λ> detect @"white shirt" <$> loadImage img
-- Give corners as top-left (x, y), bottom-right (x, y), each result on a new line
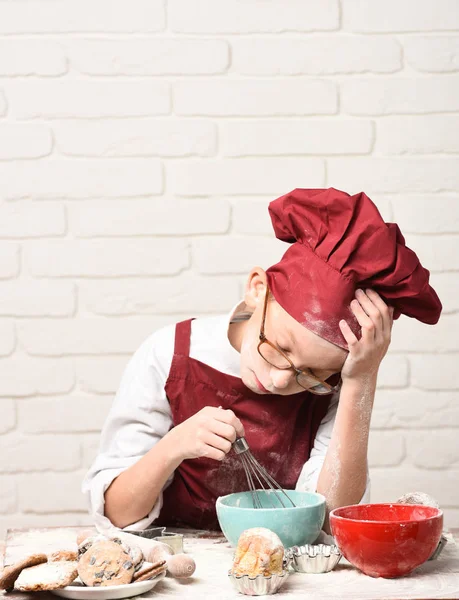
top-left (82, 306), bottom-right (371, 533)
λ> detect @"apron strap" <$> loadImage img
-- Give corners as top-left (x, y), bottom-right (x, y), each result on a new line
top-left (173, 319), bottom-right (194, 357)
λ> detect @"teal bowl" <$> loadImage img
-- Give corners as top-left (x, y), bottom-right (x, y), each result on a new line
top-left (216, 489), bottom-right (326, 548)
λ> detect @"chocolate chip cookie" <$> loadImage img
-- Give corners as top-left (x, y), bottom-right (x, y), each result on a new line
top-left (78, 540), bottom-right (135, 587)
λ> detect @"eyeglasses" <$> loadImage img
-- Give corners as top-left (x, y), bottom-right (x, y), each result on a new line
top-left (257, 286), bottom-right (342, 396)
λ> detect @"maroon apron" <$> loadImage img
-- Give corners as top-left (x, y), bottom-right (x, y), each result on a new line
top-left (158, 319), bottom-right (333, 530)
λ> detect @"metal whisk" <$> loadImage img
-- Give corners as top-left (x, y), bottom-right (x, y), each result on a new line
top-left (233, 437), bottom-right (296, 509)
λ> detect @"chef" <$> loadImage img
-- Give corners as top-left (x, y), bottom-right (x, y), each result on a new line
top-left (83, 188), bottom-right (442, 533)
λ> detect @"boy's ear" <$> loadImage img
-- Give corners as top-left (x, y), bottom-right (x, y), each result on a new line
top-left (244, 268), bottom-right (267, 309)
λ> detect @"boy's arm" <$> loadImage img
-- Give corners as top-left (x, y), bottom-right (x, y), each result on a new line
top-left (316, 375), bottom-right (376, 533)
top-left (317, 288), bottom-right (393, 533)
top-left (104, 406), bottom-right (244, 529)
top-left (104, 428), bottom-right (183, 529)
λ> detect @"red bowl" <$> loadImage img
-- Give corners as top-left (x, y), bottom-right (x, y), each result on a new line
top-left (330, 503), bottom-right (443, 578)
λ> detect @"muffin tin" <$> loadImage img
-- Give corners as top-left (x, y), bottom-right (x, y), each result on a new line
top-left (286, 544), bottom-right (342, 574)
top-left (228, 570), bottom-right (289, 596)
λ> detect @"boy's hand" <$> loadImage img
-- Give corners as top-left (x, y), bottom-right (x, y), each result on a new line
top-left (171, 407), bottom-right (245, 462)
top-left (339, 289), bottom-right (394, 384)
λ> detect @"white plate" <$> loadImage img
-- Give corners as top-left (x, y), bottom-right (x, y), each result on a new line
top-left (50, 572), bottom-right (166, 600)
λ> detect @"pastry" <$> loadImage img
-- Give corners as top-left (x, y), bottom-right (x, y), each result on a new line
top-left (232, 528), bottom-right (284, 577)
top-left (0, 554), bottom-right (48, 591)
top-left (77, 540), bottom-right (135, 587)
top-left (15, 561), bottom-right (77, 592)
top-left (132, 560), bottom-right (166, 582)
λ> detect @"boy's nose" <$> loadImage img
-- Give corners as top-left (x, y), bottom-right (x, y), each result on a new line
top-left (270, 367), bottom-right (294, 390)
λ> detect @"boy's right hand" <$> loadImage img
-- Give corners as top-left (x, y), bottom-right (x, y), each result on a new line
top-left (170, 407), bottom-right (245, 462)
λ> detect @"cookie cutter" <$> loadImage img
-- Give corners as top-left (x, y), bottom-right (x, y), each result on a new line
top-left (228, 570), bottom-right (289, 596)
top-left (286, 544), bottom-right (342, 574)
top-left (153, 532), bottom-right (184, 554)
top-left (124, 526), bottom-right (184, 553)
top-left (124, 526), bottom-right (166, 540)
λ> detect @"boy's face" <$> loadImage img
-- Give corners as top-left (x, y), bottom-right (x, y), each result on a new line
top-left (237, 270), bottom-right (347, 396)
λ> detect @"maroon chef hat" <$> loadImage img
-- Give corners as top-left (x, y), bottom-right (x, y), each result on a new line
top-left (265, 188), bottom-right (442, 349)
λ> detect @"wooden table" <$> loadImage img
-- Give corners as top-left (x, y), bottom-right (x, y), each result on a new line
top-left (1, 527), bottom-right (459, 600)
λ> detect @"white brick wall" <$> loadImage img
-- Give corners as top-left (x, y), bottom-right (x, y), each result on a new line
top-left (0, 0), bottom-right (458, 538)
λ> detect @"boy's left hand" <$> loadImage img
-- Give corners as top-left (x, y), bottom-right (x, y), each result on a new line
top-left (339, 289), bottom-right (394, 384)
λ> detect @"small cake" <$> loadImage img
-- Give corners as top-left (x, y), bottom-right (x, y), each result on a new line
top-left (232, 528), bottom-right (284, 578)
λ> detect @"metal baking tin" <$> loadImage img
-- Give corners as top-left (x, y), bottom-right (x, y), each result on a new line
top-left (286, 544), bottom-right (342, 574)
top-left (228, 570), bottom-right (289, 596)
top-left (428, 534), bottom-right (448, 561)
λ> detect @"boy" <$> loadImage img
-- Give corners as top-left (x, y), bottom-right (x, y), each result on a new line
top-left (83, 188), bottom-right (441, 534)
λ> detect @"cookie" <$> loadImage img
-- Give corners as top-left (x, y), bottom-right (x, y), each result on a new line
top-left (132, 561), bottom-right (166, 582)
top-left (110, 538), bottom-right (134, 561)
top-left (0, 554), bottom-right (48, 591)
top-left (78, 540), bottom-right (134, 587)
top-left (78, 536), bottom-right (143, 573)
top-left (49, 550), bottom-right (78, 562)
top-left (128, 544), bottom-right (143, 571)
top-left (15, 561), bottom-right (77, 592)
